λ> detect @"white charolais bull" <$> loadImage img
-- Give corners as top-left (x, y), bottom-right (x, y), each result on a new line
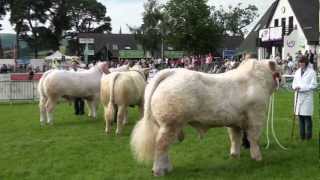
top-left (130, 59), bottom-right (281, 176)
top-left (38, 62), bottom-right (110, 125)
top-left (100, 65), bottom-right (148, 135)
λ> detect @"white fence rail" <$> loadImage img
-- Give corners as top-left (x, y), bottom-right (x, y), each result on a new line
top-left (0, 81), bottom-right (39, 101)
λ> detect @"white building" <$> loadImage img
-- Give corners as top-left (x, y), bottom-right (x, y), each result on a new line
top-left (238, 0), bottom-right (319, 60)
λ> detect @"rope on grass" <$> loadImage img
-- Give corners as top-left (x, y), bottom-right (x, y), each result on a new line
top-left (266, 93), bottom-right (288, 150)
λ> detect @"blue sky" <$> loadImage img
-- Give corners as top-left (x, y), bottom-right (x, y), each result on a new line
top-left (0, 0), bottom-right (274, 34)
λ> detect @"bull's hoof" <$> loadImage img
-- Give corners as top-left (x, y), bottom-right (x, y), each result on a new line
top-left (40, 122), bottom-right (46, 127)
top-left (230, 153), bottom-right (240, 159)
top-left (152, 167), bottom-right (172, 177)
top-left (115, 130), bottom-right (122, 136)
top-left (105, 130), bottom-right (112, 135)
top-left (252, 155), bottom-right (262, 161)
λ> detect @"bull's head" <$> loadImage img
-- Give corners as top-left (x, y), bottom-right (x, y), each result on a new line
top-left (268, 61), bottom-right (281, 90)
top-left (97, 62), bottom-right (110, 74)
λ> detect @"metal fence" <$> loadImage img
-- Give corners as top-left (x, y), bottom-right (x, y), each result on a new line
top-left (0, 81), bottom-right (39, 102)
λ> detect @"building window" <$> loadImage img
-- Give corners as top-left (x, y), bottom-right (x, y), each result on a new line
top-left (274, 19), bottom-right (279, 27)
top-left (281, 18), bottom-right (286, 35)
top-left (112, 44), bottom-right (118, 50)
top-left (288, 16), bottom-right (294, 34)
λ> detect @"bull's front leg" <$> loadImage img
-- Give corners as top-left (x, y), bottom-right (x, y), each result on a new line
top-left (247, 126), bottom-right (263, 161)
top-left (228, 127), bottom-right (242, 158)
top-left (87, 99), bottom-right (98, 119)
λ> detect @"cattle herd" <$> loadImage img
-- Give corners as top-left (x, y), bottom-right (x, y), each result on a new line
top-left (37, 58), bottom-right (281, 176)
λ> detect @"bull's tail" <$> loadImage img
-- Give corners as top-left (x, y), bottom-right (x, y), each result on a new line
top-left (130, 69), bottom-right (175, 163)
top-left (106, 72), bottom-right (120, 122)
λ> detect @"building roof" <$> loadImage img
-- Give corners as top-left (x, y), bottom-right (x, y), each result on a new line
top-left (237, 0), bottom-right (279, 55)
top-left (288, 0), bottom-right (319, 43)
top-left (221, 35), bottom-right (244, 50)
top-left (78, 33), bottom-right (139, 57)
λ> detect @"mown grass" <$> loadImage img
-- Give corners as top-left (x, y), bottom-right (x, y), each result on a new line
top-left (0, 90), bottom-right (319, 180)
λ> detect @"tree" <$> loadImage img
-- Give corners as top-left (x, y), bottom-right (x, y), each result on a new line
top-left (164, 0), bottom-right (223, 54)
top-left (0, 0), bottom-right (9, 58)
top-left (9, 0), bottom-right (53, 58)
top-left (129, 0), bottom-right (164, 57)
top-left (8, 0), bottom-right (112, 57)
top-left (214, 3), bottom-right (258, 37)
top-left (65, 0), bottom-right (112, 56)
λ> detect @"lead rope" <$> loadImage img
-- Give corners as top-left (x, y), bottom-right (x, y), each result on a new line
top-left (266, 93), bottom-right (288, 150)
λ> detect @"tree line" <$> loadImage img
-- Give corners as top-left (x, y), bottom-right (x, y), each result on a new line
top-left (0, 0), bottom-right (258, 58)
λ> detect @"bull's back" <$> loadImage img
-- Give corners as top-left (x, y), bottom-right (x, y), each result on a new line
top-left (150, 69), bottom-right (249, 126)
top-left (114, 73), bottom-right (145, 105)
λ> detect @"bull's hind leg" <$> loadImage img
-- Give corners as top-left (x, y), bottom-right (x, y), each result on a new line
top-left (228, 127), bottom-right (242, 158)
top-left (116, 106), bottom-right (127, 135)
top-left (104, 106), bottom-right (112, 134)
top-left (153, 126), bottom-right (178, 176)
top-left (39, 96), bottom-right (48, 126)
top-left (247, 126), bottom-right (263, 161)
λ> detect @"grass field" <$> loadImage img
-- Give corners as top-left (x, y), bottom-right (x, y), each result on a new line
top-left (0, 90), bottom-right (319, 180)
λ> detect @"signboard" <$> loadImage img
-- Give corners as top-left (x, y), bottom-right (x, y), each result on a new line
top-left (164, 51), bottom-right (184, 58)
top-left (223, 49), bottom-right (236, 59)
top-left (16, 59), bottom-right (30, 65)
top-left (79, 38), bottom-right (94, 44)
top-left (259, 28), bottom-right (270, 42)
top-left (269, 27), bottom-right (282, 41)
top-left (84, 49), bottom-right (94, 55)
top-left (119, 50), bottom-right (144, 59)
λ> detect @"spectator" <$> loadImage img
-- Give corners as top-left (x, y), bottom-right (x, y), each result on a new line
top-left (28, 68), bottom-right (34, 80)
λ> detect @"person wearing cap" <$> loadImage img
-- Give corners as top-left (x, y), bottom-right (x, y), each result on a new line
top-left (70, 60), bottom-right (85, 115)
top-left (292, 56), bottom-right (318, 140)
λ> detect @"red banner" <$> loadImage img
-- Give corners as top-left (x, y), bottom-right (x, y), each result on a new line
top-left (10, 73), bottom-right (43, 81)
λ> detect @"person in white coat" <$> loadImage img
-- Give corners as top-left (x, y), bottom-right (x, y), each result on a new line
top-left (292, 56), bottom-right (318, 140)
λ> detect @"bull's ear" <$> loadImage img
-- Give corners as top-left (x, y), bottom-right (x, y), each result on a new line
top-left (269, 61), bottom-right (276, 71)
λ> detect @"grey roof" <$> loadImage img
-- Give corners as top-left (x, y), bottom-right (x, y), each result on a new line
top-left (288, 0), bottom-right (319, 43)
top-left (237, 0), bottom-right (279, 55)
top-left (78, 33), bottom-right (139, 57)
top-left (221, 35), bottom-right (244, 49)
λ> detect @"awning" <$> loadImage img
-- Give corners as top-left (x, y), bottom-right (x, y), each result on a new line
top-left (119, 50), bottom-right (144, 59)
top-left (164, 51), bottom-right (184, 58)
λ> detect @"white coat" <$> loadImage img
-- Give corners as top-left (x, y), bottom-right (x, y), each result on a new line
top-left (292, 65), bottom-right (318, 116)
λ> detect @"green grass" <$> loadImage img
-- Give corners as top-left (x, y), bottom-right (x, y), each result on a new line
top-left (0, 90), bottom-right (319, 180)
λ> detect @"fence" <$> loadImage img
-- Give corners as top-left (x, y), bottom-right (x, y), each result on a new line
top-left (0, 75), bottom-right (318, 102)
top-left (0, 81), bottom-right (39, 102)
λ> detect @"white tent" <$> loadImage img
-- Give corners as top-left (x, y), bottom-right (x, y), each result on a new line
top-left (44, 51), bottom-right (76, 61)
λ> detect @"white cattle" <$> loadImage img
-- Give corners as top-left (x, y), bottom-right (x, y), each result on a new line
top-left (130, 59), bottom-right (281, 176)
top-left (38, 62), bottom-right (109, 125)
top-left (100, 65), bottom-right (148, 135)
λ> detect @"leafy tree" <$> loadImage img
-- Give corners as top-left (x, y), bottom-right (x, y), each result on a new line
top-left (8, 0), bottom-right (111, 57)
top-left (164, 0), bottom-right (223, 54)
top-left (214, 3), bottom-right (258, 37)
top-left (65, 0), bottom-right (112, 56)
top-left (130, 0), bottom-right (164, 57)
top-left (9, 0), bottom-right (52, 58)
top-left (0, 0), bottom-right (9, 58)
